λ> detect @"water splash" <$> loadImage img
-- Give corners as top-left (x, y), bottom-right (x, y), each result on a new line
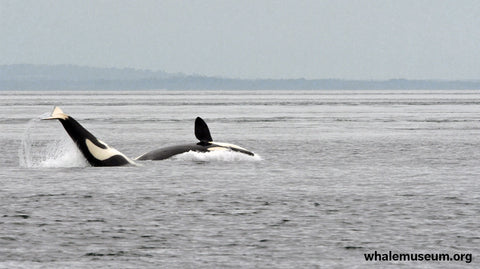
top-left (18, 117), bottom-right (38, 168)
top-left (173, 150), bottom-right (262, 162)
top-left (19, 115), bottom-right (89, 168)
top-left (36, 138), bottom-right (89, 168)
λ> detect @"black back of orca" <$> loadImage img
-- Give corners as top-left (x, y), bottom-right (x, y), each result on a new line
top-left (136, 142), bottom-right (254, 160)
top-left (136, 117), bottom-right (254, 160)
top-left (136, 143), bottom-right (208, 160)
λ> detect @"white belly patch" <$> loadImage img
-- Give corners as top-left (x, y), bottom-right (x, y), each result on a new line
top-left (85, 139), bottom-right (131, 163)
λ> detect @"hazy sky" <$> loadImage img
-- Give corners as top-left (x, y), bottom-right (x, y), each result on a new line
top-left (1, 0), bottom-right (480, 79)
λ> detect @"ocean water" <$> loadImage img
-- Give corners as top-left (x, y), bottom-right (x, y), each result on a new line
top-left (0, 90), bottom-right (479, 268)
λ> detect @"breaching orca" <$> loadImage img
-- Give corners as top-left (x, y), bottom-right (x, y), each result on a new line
top-left (43, 107), bottom-right (135, 166)
top-left (135, 117), bottom-right (255, 160)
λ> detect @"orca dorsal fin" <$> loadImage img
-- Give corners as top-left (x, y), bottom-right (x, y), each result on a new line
top-left (195, 117), bottom-right (213, 143)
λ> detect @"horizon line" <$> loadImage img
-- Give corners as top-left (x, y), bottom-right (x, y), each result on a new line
top-left (1, 63), bottom-right (480, 82)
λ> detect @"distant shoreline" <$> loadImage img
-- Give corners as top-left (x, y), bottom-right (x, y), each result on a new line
top-left (2, 64), bottom-right (480, 90)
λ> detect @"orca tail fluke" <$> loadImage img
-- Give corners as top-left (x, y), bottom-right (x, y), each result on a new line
top-left (195, 117), bottom-right (213, 143)
top-left (43, 106), bottom-right (68, 120)
top-left (42, 106), bottom-right (135, 166)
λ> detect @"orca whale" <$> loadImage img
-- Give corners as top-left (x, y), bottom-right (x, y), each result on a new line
top-left (135, 117), bottom-right (255, 161)
top-left (43, 107), bottom-right (135, 166)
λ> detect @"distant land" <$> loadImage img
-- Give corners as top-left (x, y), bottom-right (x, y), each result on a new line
top-left (1, 64), bottom-right (480, 90)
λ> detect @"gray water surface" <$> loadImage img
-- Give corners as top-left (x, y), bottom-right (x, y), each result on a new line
top-left (0, 90), bottom-right (479, 268)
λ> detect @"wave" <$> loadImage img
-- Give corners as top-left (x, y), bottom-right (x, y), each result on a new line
top-left (173, 150), bottom-right (262, 162)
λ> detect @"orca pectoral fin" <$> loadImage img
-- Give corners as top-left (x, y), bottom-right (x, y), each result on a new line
top-left (42, 106), bottom-right (68, 120)
top-left (194, 117), bottom-right (213, 142)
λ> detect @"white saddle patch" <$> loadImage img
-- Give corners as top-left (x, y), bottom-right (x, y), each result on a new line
top-left (207, 146), bottom-right (228, 152)
top-left (210, 142), bottom-right (249, 152)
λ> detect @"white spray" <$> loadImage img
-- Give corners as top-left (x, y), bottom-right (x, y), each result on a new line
top-left (173, 150), bottom-right (262, 162)
top-left (19, 114), bottom-right (88, 168)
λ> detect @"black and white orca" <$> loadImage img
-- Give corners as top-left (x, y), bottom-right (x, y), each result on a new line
top-left (43, 107), bottom-right (135, 166)
top-left (136, 117), bottom-right (255, 161)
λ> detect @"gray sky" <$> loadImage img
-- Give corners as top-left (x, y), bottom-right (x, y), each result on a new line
top-left (1, 0), bottom-right (480, 79)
